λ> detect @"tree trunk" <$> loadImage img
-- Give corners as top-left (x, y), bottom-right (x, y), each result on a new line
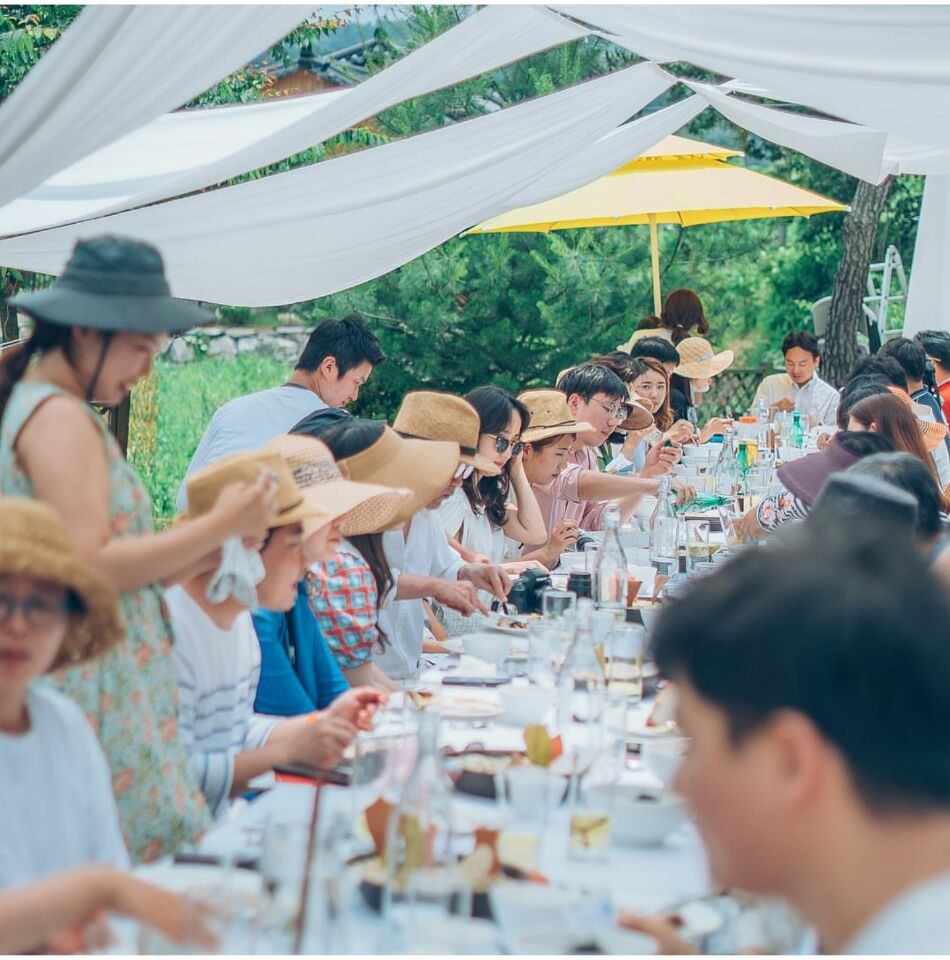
top-left (823, 176), bottom-right (893, 386)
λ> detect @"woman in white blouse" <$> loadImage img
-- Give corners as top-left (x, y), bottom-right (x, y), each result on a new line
top-left (0, 498), bottom-right (129, 887)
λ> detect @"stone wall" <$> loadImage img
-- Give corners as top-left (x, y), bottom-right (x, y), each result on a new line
top-left (161, 320), bottom-right (311, 365)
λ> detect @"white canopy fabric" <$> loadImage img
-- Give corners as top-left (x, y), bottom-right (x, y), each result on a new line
top-left (0, 64), bottom-right (666, 307)
top-left (0, 5), bottom-right (307, 210)
top-left (0, 6), bottom-right (591, 238)
top-left (903, 176), bottom-right (950, 335)
top-left (552, 5), bottom-right (950, 151)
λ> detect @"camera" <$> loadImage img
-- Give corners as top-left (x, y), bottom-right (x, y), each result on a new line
top-left (505, 567), bottom-right (552, 615)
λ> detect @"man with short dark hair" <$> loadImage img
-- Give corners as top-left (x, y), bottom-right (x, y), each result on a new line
top-left (652, 530), bottom-right (950, 953)
top-left (179, 316), bottom-right (385, 507)
top-left (753, 331), bottom-right (839, 425)
top-left (524, 364), bottom-right (692, 551)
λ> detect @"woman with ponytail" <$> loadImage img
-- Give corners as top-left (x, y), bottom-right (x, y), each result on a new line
top-left (0, 237), bottom-right (277, 862)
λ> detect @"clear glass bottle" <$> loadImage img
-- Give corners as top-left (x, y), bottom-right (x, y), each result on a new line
top-left (557, 599), bottom-right (606, 740)
top-left (711, 425), bottom-right (739, 499)
top-left (649, 475), bottom-right (681, 579)
top-left (593, 502), bottom-right (628, 616)
top-left (382, 710), bottom-right (454, 934)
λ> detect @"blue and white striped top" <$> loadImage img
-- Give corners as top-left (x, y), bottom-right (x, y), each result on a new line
top-left (166, 585), bottom-right (279, 817)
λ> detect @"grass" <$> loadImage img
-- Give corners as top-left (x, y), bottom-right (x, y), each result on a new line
top-left (128, 354), bottom-right (288, 523)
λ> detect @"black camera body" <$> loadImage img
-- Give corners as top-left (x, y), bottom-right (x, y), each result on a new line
top-left (506, 568), bottom-right (552, 615)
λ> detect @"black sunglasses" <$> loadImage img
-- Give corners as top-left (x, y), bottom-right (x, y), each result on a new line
top-left (486, 434), bottom-right (524, 457)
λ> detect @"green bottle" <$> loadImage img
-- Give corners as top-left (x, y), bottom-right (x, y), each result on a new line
top-left (790, 410), bottom-right (804, 449)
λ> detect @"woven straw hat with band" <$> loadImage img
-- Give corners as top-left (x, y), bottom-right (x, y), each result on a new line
top-left (393, 391), bottom-right (501, 477)
top-left (518, 390), bottom-right (594, 443)
top-left (0, 499), bottom-right (125, 671)
top-left (182, 451), bottom-right (327, 533)
top-left (887, 386), bottom-right (949, 453)
top-left (673, 337), bottom-right (735, 379)
top-left (618, 327), bottom-right (675, 353)
top-left (264, 434), bottom-right (413, 536)
top-left (333, 426), bottom-right (460, 527)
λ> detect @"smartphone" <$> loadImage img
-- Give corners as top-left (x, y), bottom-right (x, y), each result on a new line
top-left (442, 675), bottom-right (512, 687)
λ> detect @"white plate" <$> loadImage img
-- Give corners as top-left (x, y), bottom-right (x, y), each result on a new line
top-left (627, 721), bottom-right (683, 740)
top-left (440, 697), bottom-right (504, 721)
top-left (485, 615), bottom-right (537, 637)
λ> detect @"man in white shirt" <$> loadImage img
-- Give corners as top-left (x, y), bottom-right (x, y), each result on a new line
top-left (376, 392), bottom-right (513, 680)
top-left (754, 330), bottom-right (840, 427)
top-left (177, 315), bottom-right (385, 509)
top-left (650, 499), bottom-right (950, 954)
top-left (169, 450), bottom-right (384, 815)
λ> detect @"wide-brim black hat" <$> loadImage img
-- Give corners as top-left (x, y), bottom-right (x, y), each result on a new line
top-left (7, 235), bottom-right (212, 334)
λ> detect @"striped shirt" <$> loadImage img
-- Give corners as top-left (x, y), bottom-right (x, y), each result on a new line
top-left (166, 586), bottom-right (279, 817)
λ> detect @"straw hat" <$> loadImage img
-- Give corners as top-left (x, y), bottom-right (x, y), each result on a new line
top-left (518, 390), bottom-right (594, 443)
top-left (888, 387), bottom-right (949, 452)
top-left (393, 391), bottom-right (500, 477)
top-left (0, 499), bottom-right (125, 672)
top-left (182, 451), bottom-right (326, 529)
top-left (9, 236), bottom-right (211, 334)
top-left (673, 337), bottom-right (734, 379)
top-left (265, 434), bottom-right (414, 536)
top-left (618, 327), bottom-right (675, 352)
top-left (333, 425), bottom-right (460, 526)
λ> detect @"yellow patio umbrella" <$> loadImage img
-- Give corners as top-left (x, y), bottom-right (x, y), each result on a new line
top-left (466, 134), bottom-right (848, 316)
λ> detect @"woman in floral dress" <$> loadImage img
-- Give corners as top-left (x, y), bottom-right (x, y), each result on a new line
top-left (0, 237), bottom-right (277, 861)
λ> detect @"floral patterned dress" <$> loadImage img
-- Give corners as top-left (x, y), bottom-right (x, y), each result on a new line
top-left (0, 382), bottom-right (209, 862)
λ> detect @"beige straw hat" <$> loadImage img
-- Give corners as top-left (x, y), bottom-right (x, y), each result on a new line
top-left (518, 390), bottom-right (595, 443)
top-left (888, 386), bottom-right (949, 453)
top-left (0, 498), bottom-right (125, 672)
top-left (673, 337), bottom-right (735, 379)
top-left (265, 434), bottom-right (413, 536)
top-left (618, 327), bottom-right (675, 352)
top-left (393, 391), bottom-right (500, 477)
top-left (334, 425), bottom-right (460, 527)
top-left (182, 451), bottom-right (326, 529)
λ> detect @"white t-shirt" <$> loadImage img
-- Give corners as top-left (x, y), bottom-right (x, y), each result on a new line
top-left (166, 586), bottom-right (280, 817)
top-left (177, 384), bottom-right (327, 509)
top-left (0, 685), bottom-right (129, 887)
top-left (376, 509), bottom-right (466, 679)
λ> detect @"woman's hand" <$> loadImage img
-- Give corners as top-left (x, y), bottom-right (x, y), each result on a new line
top-left (699, 417), bottom-right (734, 444)
top-left (501, 559), bottom-right (549, 575)
top-left (547, 519), bottom-right (579, 555)
top-left (324, 688), bottom-right (387, 732)
top-left (208, 469), bottom-right (279, 542)
top-left (664, 420), bottom-right (697, 445)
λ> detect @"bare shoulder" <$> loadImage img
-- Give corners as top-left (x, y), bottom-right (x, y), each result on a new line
top-left (16, 393), bottom-right (104, 470)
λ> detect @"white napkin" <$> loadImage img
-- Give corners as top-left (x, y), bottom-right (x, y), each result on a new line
top-left (205, 537), bottom-right (266, 607)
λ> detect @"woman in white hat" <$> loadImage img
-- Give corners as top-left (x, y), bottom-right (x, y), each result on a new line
top-left (0, 237), bottom-right (277, 861)
top-left (669, 336), bottom-right (736, 442)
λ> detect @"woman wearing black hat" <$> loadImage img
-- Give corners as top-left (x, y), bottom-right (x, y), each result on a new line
top-left (0, 236), bottom-right (277, 862)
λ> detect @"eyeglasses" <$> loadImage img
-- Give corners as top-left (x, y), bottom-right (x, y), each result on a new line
top-left (592, 398), bottom-right (633, 422)
top-left (485, 434), bottom-right (525, 457)
top-left (0, 592), bottom-right (73, 631)
top-left (453, 463), bottom-right (475, 481)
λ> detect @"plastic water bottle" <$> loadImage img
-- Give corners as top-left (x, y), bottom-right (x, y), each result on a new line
top-left (649, 476), bottom-right (680, 580)
top-left (593, 503), bottom-right (628, 616)
top-left (712, 425), bottom-right (739, 498)
top-left (790, 410), bottom-right (804, 449)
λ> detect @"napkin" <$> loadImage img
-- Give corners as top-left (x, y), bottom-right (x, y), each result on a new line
top-left (206, 537), bottom-right (266, 607)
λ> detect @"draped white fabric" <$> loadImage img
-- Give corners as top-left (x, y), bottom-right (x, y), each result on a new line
top-left (903, 176), bottom-right (950, 335)
top-left (0, 65), bottom-right (666, 307)
top-left (0, 5), bottom-right (307, 210)
top-left (552, 5), bottom-right (950, 151)
top-left (0, 6), bottom-right (590, 238)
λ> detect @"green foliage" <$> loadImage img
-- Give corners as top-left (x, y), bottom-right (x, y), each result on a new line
top-left (129, 354), bottom-right (288, 521)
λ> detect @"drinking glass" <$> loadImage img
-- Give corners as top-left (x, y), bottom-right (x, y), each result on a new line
top-left (683, 519), bottom-right (712, 575)
top-left (567, 760), bottom-right (612, 862)
top-left (542, 588), bottom-right (576, 620)
top-left (527, 620), bottom-right (559, 682)
top-left (496, 764), bottom-right (558, 872)
top-left (583, 541), bottom-right (600, 572)
top-left (403, 867), bottom-right (473, 954)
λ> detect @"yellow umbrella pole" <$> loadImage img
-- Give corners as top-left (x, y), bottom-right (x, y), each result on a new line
top-left (648, 213), bottom-right (661, 316)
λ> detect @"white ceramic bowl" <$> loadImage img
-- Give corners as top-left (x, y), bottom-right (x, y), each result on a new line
top-left (489, 883), bottom-right (585, 954)
top-left (463, 631), bottom-right (511, 667)
top-left (588, 784), bottom-right (688, 846)
top-left (632, 601), bottom-right (662, 631)
top-left (498, 685), bottom-right (555, 727)
top-left (642, 737), bottom-right (689, 789)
